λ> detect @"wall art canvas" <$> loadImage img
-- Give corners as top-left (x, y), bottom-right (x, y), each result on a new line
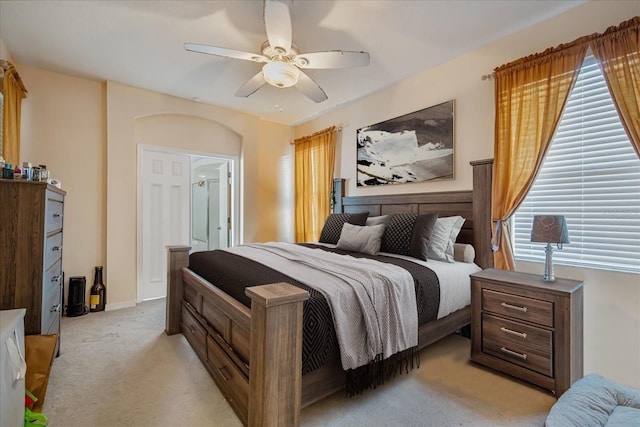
top-left (357, 100), bottom-right (454, 186)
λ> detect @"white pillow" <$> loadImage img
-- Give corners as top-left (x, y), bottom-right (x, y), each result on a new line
top-left (428, 216), bottom-right (465, 262)
top-left (336, 223), bottom-right (385, 255)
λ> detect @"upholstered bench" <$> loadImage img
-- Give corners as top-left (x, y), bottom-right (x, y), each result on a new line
top-left (546, 374), bottom-right (640, 426)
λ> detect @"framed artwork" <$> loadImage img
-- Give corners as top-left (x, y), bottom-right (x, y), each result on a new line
top-left (356, 100), bottom-right (454, 186)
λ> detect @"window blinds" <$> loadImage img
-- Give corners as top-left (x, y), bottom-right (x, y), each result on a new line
top-left (513, 55), bottom-right (640, 273)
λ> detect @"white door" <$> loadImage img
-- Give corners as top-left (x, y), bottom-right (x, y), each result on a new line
top-left (140, 150), bottom-right (190, 301)
top-left (206, 179), bottom-right (219, 250)
top-left (218, 162), bottom-right (230, 249)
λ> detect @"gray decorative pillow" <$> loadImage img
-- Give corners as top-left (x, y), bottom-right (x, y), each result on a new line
top-left (348, 212), bottom-right (369, 226)
top-left (453, 243), bottom-right (476, 263)
top-left (318, 212), bottom-right (369, 244)
top-left (380, 213), bottom-right (418, 256)
top-left (408, 213), bottom-right (439, 260)
top-left (336, 223), bottom-right (386, 255)
top-left (365, 215), bottom-right (390, 227)
top-left (428, 216), bottom-right (465, 262)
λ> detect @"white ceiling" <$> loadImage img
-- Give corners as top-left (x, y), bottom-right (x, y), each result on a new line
top-left (0, 0), bottom-right (584, 126)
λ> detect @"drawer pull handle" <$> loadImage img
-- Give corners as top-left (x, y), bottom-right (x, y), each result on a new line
top-left (500, 327), bottom-right (527, 339)
top-left (53, 213), bottom-right (62, 218)
top-left (500, 346), bottom-right (527, 360)
top-left (50, 304), bottom-right (61, 313)
top-left (52, 246), bottom-right (61, 252)
top-left (51, 275), bottom-right (61, 283)
top-left (501, 302), bottom-right (527, 313)
top-left (187, 325), bottom-right (196, 334)
top-left (218, 366), bottom-right (232, 382)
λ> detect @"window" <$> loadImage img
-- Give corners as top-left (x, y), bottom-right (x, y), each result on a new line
top-left (513, 55), bottom-right (640, 274)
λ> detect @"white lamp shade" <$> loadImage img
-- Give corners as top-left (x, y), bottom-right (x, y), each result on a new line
top-left (263, 61), bottom-right (300, 88)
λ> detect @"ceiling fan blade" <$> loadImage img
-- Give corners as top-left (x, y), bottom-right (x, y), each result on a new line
top-left (264, 0), bottom-right (292, 55)
top-left (235, 72), bottom-right (267, 97)
top-left (184, 43), bottom-right (268, 62)
top-left (295, 71), bottom-right (328, 103)
top-left (294, 51), bottom-right (370, 69)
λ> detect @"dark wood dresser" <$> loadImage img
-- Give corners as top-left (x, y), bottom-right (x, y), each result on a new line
top-left (0, 180), bottom-right (66, 354)
top-left (470, 268), bottom-right (584, 397)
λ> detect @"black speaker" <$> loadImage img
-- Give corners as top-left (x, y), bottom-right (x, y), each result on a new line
top-left (67, 276), bottom-right (88, 317)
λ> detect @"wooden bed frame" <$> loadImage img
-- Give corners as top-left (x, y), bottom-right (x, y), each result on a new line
top-left (165, 159), bottom-right (493, 426)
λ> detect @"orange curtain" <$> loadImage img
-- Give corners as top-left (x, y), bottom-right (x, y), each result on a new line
top-left (591, 17), bottom-right (640, 158)
top-left (294, 126), bottom-right (336, 242)
top-left (1, 60), bottom-right (28, 166)
top-left (491, 39), bottom-right (589, 270)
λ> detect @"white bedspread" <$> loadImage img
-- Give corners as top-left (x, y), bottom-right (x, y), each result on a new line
top-left (223, 242), bottom-right (418, 370)
top-left (313, 242), bottom-right (482, 319)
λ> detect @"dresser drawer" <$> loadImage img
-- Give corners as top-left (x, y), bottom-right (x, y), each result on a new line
top-left (42, 260), bottom-right (63, 334)
top-left (206, 334), bottom-right (249, 425)
top-left (42, 260), bottom-right (62, 306)
top-left (483, 313), bottom-right (553, 377)
top-left (44, 232), bottom-right (63, 271)
top-left (44, 191), bottom-right (64, 234)
top-left (182, 305), bottom-right (207, 361)
top-left (482, 289), bottom-right (553, 327)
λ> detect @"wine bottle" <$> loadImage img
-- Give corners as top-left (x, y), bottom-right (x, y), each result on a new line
top-left (89, 266), bottom-right (106, 312)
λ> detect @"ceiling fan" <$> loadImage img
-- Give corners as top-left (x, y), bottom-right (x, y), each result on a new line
top-left (184, 0), bottom-right (370, 103)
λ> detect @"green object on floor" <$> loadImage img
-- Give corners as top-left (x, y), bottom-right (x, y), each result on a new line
top-left (24, 407), bottom-right (48, 426)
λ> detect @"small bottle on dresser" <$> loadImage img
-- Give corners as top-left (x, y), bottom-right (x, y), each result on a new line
top-left (39, 165), bottom-right (49, 182)
top-left (32, 166), bottom-right (41, 182)
top-left (22, 162), bottom-right (32, 181)
top-left (2, 163), bottom-right (13, 179)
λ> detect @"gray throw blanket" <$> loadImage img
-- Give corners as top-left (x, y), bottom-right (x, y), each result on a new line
top-left (223, 242), bottom-right (418, 370)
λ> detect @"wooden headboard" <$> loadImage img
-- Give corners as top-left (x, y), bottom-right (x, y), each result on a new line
top-left (333, 159), bottom-right (494, 269)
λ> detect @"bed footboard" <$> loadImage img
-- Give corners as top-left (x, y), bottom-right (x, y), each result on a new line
top-left (165, 245), bottom-right (309, 426)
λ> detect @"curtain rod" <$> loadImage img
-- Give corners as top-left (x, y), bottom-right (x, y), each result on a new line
top-left (291, 125), bottom-right (342, 144)
top-left (0, 59), bottom-right (28, 95)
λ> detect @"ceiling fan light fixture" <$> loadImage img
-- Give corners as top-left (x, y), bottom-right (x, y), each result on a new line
top-left (263, 61), bottom-right (299, 88)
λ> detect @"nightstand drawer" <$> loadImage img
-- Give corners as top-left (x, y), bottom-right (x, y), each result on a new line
top-left (482, 289), bottom-right (553, 327)
top-left (482, 313), bottom-right (552, 361)
top-left (482, 319), bottom-right (553, 376)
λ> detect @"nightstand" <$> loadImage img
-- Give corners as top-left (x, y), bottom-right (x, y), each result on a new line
top-left (470, 268), bottom-right (584, 397)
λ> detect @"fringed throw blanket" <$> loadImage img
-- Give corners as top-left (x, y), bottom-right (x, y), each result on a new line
top-left (188, 243), bottom-right (441, 394)
top-left (228, 242), bottom-right (418, 370)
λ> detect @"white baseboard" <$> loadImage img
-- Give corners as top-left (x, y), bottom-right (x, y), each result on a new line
top-left (105, 300), bottom-right (137, 311)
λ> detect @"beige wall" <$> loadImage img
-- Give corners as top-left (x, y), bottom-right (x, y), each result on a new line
top-left (15, 69), bottom-right (290, 310)
top-left (105, 82), bottom-right (288, 308)
top-left (0, 37), bottom-right (15, 63)
top-left (18, 65), bottom-right (107, 302)
top-left (294, 1), bottom-right (640, 388)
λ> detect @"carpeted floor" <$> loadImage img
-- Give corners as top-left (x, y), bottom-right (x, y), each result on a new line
top-left (43, 299), bottom-right (555, 426)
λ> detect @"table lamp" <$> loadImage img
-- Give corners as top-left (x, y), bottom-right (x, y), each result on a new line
top-left (530, 215), bottom-right (570, 282)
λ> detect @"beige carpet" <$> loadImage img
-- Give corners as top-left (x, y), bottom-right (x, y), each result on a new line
top-left (43, 299), bottom-right (555, 426)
